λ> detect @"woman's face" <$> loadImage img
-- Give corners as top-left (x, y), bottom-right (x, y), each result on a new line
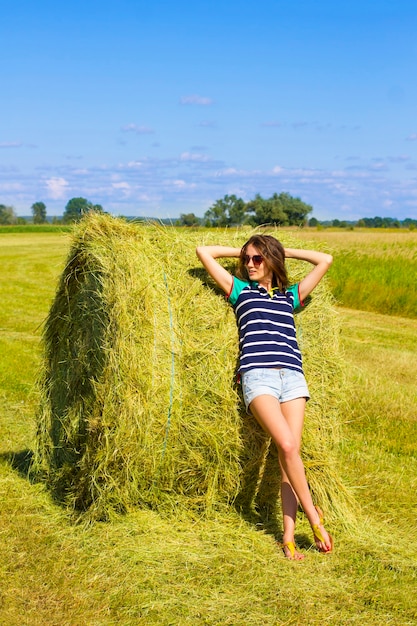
top-left (244, 244), bottom-right (273, 284)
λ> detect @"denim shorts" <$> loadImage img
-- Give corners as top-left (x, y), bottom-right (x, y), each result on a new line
top-left (241, 367), bottom-right (310, 412)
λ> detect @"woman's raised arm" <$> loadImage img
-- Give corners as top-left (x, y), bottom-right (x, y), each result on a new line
top-left (284, 248), bottom-right (333, 302)
top-left (196, 245), bottom-right (241, 295)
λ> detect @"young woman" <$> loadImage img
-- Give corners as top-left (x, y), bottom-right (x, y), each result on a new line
top-left (196, 234), bottom-right (334, 560)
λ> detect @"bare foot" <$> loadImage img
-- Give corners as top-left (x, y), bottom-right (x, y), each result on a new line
top-left (281, 541), bottom-right (305, 561)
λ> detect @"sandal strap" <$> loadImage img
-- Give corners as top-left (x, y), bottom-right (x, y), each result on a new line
top-left (313, 505), bottom-right (326, 542)
top-left (312, 506), bottom-right (334, 553)
top-left (312, 524), bottom-right (326, 544)
top-left (281, 541), bottom-right (296, 559)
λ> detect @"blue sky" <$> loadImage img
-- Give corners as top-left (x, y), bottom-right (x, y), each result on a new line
top-left (1, 0), bottom-right (417, 220)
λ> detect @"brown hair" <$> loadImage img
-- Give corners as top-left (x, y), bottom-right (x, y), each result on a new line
top-left (237, 234), bottom-right (289, 291)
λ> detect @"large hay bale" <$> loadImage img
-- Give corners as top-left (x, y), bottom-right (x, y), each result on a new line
top-left (34, 213), bottom-right (354, 522)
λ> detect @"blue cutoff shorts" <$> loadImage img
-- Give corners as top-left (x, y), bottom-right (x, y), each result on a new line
top-left (241, 367), bottom-right (310, 413)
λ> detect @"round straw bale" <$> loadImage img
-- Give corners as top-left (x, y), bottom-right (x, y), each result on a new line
top-left (34, 213), bottom-right (354, 523)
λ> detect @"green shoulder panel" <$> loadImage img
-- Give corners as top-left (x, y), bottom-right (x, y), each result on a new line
top-left (287, 283), bottom-right (303, 312)
top-left (228, 276), bottom-right (250, 306)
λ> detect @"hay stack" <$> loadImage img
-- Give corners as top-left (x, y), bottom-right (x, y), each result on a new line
top-left (34, 213), bottom-right (354, 523)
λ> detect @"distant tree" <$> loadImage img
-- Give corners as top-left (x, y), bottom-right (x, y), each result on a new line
top-left (226, 195), bottom-right (246, 226)
top-left (179, 212), bottom-right (200, 226)
top-left (204, 194), bottom-right (246, 227)
top-left (246, 193), bottom-right (288, 226)
top-left (356, 216), bottom-right (405, 228)
top-left (246, 192), bottom-right (312, 227)
top-left (31, 201), bottom-right (47, 224)
top-left (379, 217), bottom-right (399, 228)
top-left (403, 218), bottom-right (416, 230)
top-left (308, 217), bottom-right (319, 227)
top-left (63, 197), bottom-right (104, 223)
top-left (203, 192), bottom-right (313, 228)
top-left (0, 204), bottom-right (17, 225)
top-left (204, 199), bottom-right (228, 227)
top-left (277, 192), bottom-right (312, 226)
top-left (17, 217), bottom-right (27, 225)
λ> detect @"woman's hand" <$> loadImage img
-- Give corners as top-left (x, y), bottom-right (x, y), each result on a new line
top-left (284, 248), bottom-right (333, 302)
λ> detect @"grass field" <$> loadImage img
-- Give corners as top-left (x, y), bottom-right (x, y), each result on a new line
top-left (1, 229), bottom-right (417, 625)
top-left (294, 228), bottom-right (417, 318)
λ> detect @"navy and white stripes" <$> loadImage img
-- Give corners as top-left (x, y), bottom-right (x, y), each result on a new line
top-left (228, 277), bottom-right (303, 375)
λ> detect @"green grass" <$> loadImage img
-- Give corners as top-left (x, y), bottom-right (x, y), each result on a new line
top-left (1, 230), bottom-right (417, 625)
top-left (0, 224), bottom-right (72, 233)
top-left (292, 228), bottom-right (417, 318)
top-left (329, 252), bottom-right (417, 317)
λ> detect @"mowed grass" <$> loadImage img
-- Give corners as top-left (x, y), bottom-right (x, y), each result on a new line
top-left (1, 230), bottom-right (417, 625)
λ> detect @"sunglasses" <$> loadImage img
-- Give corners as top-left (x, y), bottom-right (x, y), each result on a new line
top-left (244, 254), bottom-right (264, 267)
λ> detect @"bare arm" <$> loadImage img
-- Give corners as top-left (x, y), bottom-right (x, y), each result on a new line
top-left (284, 248), bottom-right (333, 302)
top-left (196, 245), bottom-right (241, 295)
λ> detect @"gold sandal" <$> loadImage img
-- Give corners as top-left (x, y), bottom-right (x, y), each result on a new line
top-left (312, 506), bottom-right (334, 553)
top-left (280, 541), bottom-right (304, 560)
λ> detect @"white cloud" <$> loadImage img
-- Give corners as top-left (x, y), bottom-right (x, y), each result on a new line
top-left (112, 181), bottom-right (132, 197)
top-left (0, 141), bottom-right (24, 148)
top-left (214, 168), bottom-right (240, 177)
top-left (166, 179), bottom-right (197, 190)
top-left (4, 148), bottom-right (417, 220)
top-left (388, 155), bottom-right (410, 163)
top-left (0, 141), bottom-right (38, 149)
top-left (121, 124), bottom-right (155, 134)
top-left (369, 161), bottom-right (388, 171)
top-left (173, 179), bottom-right (187, 188)
top-left (180, 95), bottom-right (214, 106)
top-left (112, 181), bottom-right (131, 189)
top-left (180, 152), bottom-right (210, 162)
top-left (45, 177), bottom-right (69, 199)
top-left (0, 182), bottom-right (23, 191)
top-left (272, 165), bottom-right (318, 178)
top-left (260, 121), bottom-right (361, 133)
top-left (126, 161), bottom-right (145, 169)
top-left (406, 133), bottom-right (417, 141)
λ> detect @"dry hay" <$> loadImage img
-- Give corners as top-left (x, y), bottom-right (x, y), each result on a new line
top-left (34, 212), bottom-right (356, 524)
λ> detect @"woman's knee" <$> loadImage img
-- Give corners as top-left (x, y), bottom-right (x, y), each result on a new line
top-left (277, 437), bottom-right (299, 460)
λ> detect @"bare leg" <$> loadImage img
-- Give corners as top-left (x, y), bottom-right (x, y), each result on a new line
top-left (279, 398), bottom-right (306, 559)
top-left (279, 467), bottom-right (304, 559)
top-left (250, 394), bottom-right (332, 554)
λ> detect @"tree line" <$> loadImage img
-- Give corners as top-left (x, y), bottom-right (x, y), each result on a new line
top-left (308, 216), bottom-right (417, 229)
top-left (179, 193), bottom-right (313, 227)
top-left (0, 198), bottom-right (104, 225)
top-left (1, 192), bottom-right (416, 229)
top-left (179, 194), bottom-right (417, 229)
